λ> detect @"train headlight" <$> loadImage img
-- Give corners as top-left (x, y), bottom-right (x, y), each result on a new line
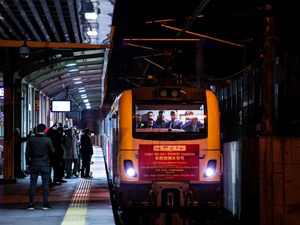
top-left (158, 88), bottom-right (181, 99)
top-left (159, 89), bottom-right (168, 97)
top-left (204, 160), bottom-right (217, 177)
top-left (126, 168), bottom-right (136, 177)
top-left (171, 89), bottom-right (179, 97)
top-left (124, 160), bottom-right (137, 178)
top-left (205, 168), bottom-right (215, 177)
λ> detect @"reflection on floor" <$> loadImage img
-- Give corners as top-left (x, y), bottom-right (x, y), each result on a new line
top-left (0, 146), bottom-right (115, 225)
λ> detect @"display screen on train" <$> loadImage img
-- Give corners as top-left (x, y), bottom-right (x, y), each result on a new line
top-left (134, 104), bottom-right (205, 132)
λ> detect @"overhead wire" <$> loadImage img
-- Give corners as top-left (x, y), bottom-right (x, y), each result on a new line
top-left (207, 56), bottom-right (263, 81)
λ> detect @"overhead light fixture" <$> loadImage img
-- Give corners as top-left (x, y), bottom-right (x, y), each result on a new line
top-left (83, 99), bottom-right (89, 103)
top-left (74, 81), bottom-right (82, 84)
top-left (79, 90), bottom-right (86, 93)
top-left (66, 60), bottom-right (77, 67)
top-left (86, 106), bottom-right (91, 109)
top-left (87, 30), bottom-right (98, 36)
top-left (78, 87), bottom-right (85, 90)
top-left (69, 68), bottom-right (79, 72)
top-left (85, 12), bottom-right (98, 20)
top-left (73, 78), bottom-right (81, 81)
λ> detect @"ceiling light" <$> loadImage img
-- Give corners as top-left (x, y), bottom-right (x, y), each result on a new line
top-left (87, 30), bottom-right (98, 36)
top-left (66, 60), bottom-right (76, 67)
top-left (86, 106), bottom-right (91, 109)
top-left (69, 68), bottom-right (79, 72)
top-left (74, 81), bottom-right (82, 84)
top-left (83, 99), bottom-right (89, 103)
top-left (79, 90), bottom-right (85, 93)
top-left (78, 87), bottom-right (85, 90)
top-left (66, 63), bottom-right (76, 67)
top-left (73, 78), bottom-right (81, 81)
top-left (85, 12), bottom-right (98, 20)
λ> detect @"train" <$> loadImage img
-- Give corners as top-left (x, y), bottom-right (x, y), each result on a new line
top-left (103, 86), bottom-right (222, 209)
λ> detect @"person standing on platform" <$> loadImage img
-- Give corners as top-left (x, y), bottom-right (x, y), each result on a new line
top-left (25, 124), bottom-right (55, 210)
top-left (63, 128), bottom-right (78, 178)
top-left (14, 128), bottom-right (31, 178)
top-left (52, 126), bottom-right (66, 184)
top-left (80, 128), bottom-right (93, 178)
top-left (73, 126), bottom-right (80, 177)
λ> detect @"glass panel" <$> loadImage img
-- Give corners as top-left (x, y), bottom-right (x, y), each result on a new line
top-left (135, 104), bottom-right (205, 133)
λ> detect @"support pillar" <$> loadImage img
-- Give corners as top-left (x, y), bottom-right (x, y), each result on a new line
top-left (1, 48), bottom-right (16, 183)
top-left (263, 17), bottom-right (276, 134)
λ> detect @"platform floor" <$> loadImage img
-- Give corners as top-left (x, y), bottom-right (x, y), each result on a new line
top-left (0, 147), bottom-right (115, 225)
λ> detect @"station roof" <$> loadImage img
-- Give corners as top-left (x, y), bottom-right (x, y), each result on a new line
top-left (0, 0), bottom-right (114, 110)
top-left (1, 0), bottom-right (299, 109)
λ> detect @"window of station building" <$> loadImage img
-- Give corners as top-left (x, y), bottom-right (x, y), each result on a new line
top-left (0, 87), bottom-right (3, 98)
top-left (134, 104), bottom-right (206, 133)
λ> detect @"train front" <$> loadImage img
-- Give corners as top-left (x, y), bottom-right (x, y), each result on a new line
top-left (116, 86), bottom-right (222, 209)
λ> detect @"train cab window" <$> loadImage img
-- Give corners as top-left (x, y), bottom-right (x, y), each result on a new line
top-left (133, 104), bottom-right (207, 140)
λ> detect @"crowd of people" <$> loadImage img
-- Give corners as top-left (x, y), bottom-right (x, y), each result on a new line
top-left (136, 110), bottom-right (204, 132)
top-left (13, 123), bottom-right (94, 210)
top-left (40, 123), bottom-right (93, 183)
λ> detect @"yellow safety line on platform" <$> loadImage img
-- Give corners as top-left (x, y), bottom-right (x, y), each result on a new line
top-left (61, 162), bottom-right (94, 225)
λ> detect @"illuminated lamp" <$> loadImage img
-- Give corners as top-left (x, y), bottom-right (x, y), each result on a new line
top-left (85, 12), bottom-right (98, 20)
top-left (204, 160), bottom-right (217, 178)
top-left (66, 60), bottom-right (76, 67)
top-left (87, 30), bottom-right (98, 36)
top-left (124, 160), bottom-right (137, 178)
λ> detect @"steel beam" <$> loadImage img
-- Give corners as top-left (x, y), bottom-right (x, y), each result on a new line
top-left (26, 0), bottom-right (51, 42)
top-left (13, 0), bottom-right (41, 41)
top-left (67, 0), bottom-right (80, 43)
top-left (0, 40), bottom-right (110, 48)
top-left (0, 12), bottom-right (20, 39)
top-left (39, 0), bottom-right (61, 42)
top-left (54, 0), bottom-right (70, 42)
top-left (0, 0), bottom-right (25, 37)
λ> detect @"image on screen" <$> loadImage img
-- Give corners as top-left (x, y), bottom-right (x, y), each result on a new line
top-left (51, 100), bottom-right (71, 112)
top-left (134, 104), bottom-right (205, 133)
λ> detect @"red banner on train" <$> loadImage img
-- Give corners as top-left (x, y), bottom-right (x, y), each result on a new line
top-left (139, 144), bottom-right (199, 181)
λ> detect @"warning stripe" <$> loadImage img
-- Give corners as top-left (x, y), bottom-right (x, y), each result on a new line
top-left (61, 163), bottom-right (94, 225)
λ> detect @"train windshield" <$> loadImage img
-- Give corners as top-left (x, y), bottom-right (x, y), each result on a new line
top-left (134, 104), bottom-right (207, 139)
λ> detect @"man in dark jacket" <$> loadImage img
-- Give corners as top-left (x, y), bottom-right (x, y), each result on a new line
top-left (80, 128), bottom-right (93, 178)
top-left (166, 111), bottom-right (183, 129)
top-left (26, 123), bottom-right (55, 210)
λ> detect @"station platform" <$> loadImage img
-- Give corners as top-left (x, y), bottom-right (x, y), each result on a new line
top-left (0, 147), bottom-right (115, 225)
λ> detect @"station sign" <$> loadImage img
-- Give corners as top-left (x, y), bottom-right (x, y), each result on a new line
top-left (139, 144), bottom-right (199, 181)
